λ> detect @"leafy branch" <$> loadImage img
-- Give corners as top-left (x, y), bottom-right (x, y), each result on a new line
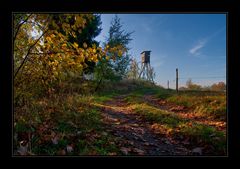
top-left (14, 28), bottom-right (49, 79)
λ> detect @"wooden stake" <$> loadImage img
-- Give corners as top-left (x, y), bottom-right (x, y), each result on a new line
top-left (176, 68), bottom-right (178, 93)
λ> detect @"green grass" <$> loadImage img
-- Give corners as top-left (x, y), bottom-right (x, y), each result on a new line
top-left (92, 94), bottom-right (116, 103)
top-left (130, 103), bottom-right (185, 127)
top-left (128, 102), bottom-right (226, 153)
top-left (166, 92), bottom-right (226, 120)
top-left (126, 86), bottom-right (227, 121)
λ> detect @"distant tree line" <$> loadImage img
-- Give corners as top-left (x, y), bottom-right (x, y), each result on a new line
top-left (179, 79), bottom-right (226, 91)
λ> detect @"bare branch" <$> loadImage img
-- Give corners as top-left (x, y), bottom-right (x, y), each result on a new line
top-left (29, 50), bottom-right (79, 56)
top-left (13, 14), bottom-right (33, 42)
top-left (25, 20), bottom-right (45, 30)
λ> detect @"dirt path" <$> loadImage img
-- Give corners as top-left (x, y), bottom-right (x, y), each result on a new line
top-left (99, 95), bottom-right (191, 156)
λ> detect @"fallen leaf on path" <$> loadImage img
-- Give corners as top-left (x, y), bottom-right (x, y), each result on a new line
top-left (133, 148), bottom-right (144, 155)
top-left (131, 123), bottom-right (139, 127)
top-left (127, 140), bottom-right (134, 145)
top-left (102, 131), bottom-right (108, 136)
top-left (144, 142), bottom-right (150, 146)
top-left (192, 147), bottom-right (203, 155)
top-left (109, 141), bottom-right (115, 145)
top-left (182, 140), bottom-right (190, 145)
top-left (132, 132), bottom-right (143, 139)
top-left (120, 147), bottom-right (131, 155)
top-left (209, 133), bottom-right (216, 137)
top-left (133, 136), bottom-right (139, 140)
top-left (77, 131), bottom-right (82, 135)
top-left (66, 145), bottom-right (74, 153)
top-left (17, 145), bottom-right (28, 155)
top-left (108, 152), bottom-right (117, 155)
top-left (51, 135), bottom-right (59, 145)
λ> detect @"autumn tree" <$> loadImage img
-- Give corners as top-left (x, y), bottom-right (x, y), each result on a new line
top-left (104, 15), bottom-right (134, 80)
top-left (211, 82), bottom-right (226, 91)
top-left (14, 14), bottom-right (52, 101)
top-left (186, 78), bottom-right (192, 88)
top-left (51, 14), bottom-right (102, 75)
top-left (148, 65), bottom-right (156, 83)
top-left (94, 15), bottom-right (134, 91)
top-left (128, 58), bottom-right (139, 79)
top-left (186, 78), bottom-right (202, 90)
top-left (14, 13), bottom-right (110, 103)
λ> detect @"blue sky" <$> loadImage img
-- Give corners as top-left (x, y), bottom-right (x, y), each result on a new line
top-left (95, 14), bottom-right (226, 88)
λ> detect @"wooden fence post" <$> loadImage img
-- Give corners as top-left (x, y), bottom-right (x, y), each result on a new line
top-left (176, 68), bottom-right (178, 92)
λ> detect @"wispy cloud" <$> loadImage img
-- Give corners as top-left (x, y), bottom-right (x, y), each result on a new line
top-left (189, 27), bottom-right (225, 56)
top-left (189, 39), bottom-right (207, 56)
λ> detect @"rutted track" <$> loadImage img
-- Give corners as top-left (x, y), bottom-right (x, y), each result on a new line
top-left (98, 95), bottom-right (191, 156)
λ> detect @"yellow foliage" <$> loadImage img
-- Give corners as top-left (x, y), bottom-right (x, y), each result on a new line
top-left (14, 13), bottom-right (117, 103)
top-left (73, 42), bottom-right (78, 48)
top-left (50, 34), bottom-right (55, 38)
top-left (62, 43), bottom-right (67, 48)
top-left (46, 36), bottom-right (52, 42)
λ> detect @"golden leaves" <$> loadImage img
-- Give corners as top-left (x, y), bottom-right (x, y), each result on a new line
top-left (50, 34), bottom-right (55, 38)
top-left (73, 42), bottom-right (78, 49)
top-left (91, 54), bottom-right (98, 62)
top-left (61, 43), bottom-right (67, 48)
top-left (14, 13), bottom-right (118, 99)
top-left (70, 31), bottom-right (77, 38)
top-left (46, 36), bottom-right (52, 42)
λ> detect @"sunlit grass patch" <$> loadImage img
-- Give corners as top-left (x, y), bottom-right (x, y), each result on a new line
top-left (123, 94), bottom-right (144, 104)
top-left (129, 103), bottom-right (186, 128)
top-left (92, 95), bottom-right (115, 103)
top-left (166, 93), bottom-right (226, 120)
top-left (128, 102), bottom-right (226, 154)
top-left (167, 95), bottom-right (194, 107)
